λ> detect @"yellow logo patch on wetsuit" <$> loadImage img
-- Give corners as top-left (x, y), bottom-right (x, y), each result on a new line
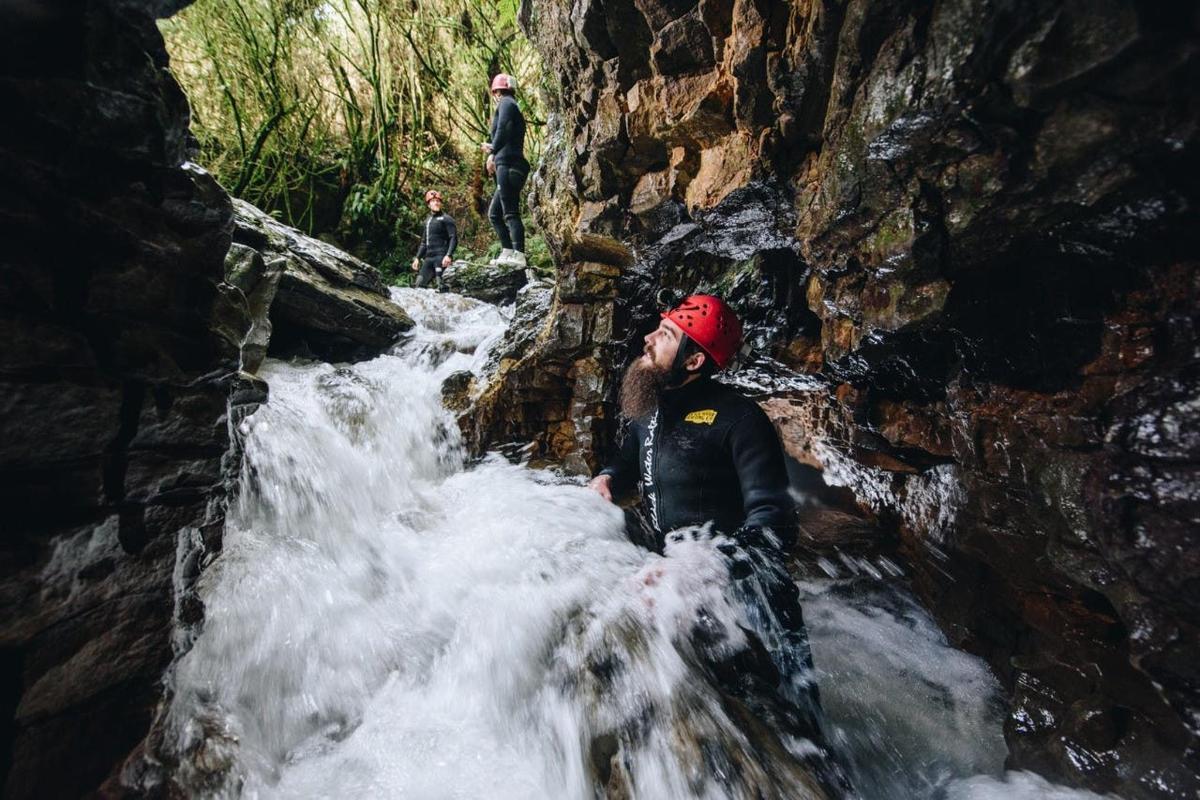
top-left (684, 409), bottom-right (718, 425)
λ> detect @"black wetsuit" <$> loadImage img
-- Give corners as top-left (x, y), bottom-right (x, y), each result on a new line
top-left (597, 375), bottom-right (848, 794)
top-left (486, 95), bottom-right (529, 253)
top-left (415, 211), bottom-right (457, 288)
top-left (599, 375), bottom-right (796, 545)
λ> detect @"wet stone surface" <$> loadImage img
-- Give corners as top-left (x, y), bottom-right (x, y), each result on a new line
top-left (503, 0), bottom-right (1200, 795)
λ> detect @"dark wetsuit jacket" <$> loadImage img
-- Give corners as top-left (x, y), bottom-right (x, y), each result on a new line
top-left (416, 212), bottom-right (457, 260)
top-left (600, 376), bottom-right (795, 544)
top-left (488, 95), bottom-right (528, 170)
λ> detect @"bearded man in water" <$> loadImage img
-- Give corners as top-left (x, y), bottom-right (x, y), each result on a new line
top-left (589, 294), bottom-right (794, 545)
top-left (586, 295), bottom-right (850, 795)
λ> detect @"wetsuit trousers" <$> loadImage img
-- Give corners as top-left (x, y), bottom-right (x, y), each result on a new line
top-left (723, 541), bottom-right (819, 708)
top-left (416, 255), bottom-right (444, 289)
top-left (654, 526), bottom-right (821, 721)
top-left (660, 528), bottom-right (848, 793)
top-left (717, 538), bottom-right (849, 792)
top-left (488, 164), bottom-right (527, 253)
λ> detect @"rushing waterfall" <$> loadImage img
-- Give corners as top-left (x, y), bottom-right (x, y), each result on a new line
top-left (165, 289), bottom-right (1113, 800)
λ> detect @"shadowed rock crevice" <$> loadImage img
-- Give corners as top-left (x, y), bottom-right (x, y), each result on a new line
top-left (0, 0), bottom-right (248, 789)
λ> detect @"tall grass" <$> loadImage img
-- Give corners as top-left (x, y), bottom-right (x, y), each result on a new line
top-left (161, 0), bottom-right (544, 279)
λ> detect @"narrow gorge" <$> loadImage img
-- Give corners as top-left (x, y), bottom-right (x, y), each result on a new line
top-left (0, 0), bottom-right (1195, 798)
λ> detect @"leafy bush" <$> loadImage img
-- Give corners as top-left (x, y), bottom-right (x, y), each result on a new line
top-left (523, 234), bottom-right (554, 275)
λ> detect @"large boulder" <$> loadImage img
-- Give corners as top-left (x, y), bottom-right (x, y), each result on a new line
top-left (230, 199), bottom-right (413, 363)
top-left (441, 257), bottom-right (528, 304)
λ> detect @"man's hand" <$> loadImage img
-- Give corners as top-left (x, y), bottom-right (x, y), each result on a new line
top-left (640, 565), bottom-right (665, 586)
top-left (441, 255), bottom-right (452, 268)
top-left (486, 154), bottom-right (496, 176)
top-left (587, 473), bottom-right (613, 502)
top-left (480, 142), bottom-right (493, 154)
top-left (411, 258), bottom-right (420, 272)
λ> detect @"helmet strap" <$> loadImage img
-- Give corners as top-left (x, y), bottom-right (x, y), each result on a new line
top-left (666, 335), bottom-right (705, 387)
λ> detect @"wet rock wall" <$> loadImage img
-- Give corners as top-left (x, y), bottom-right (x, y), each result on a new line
top-left (0, 3), bottom-right (414, 789)
top-left (0, 1), bottom-right (252, 795)
top-left (510, 0), bottom-right (1199, 796)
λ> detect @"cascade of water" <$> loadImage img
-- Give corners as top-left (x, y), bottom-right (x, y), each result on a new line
top-left (165, 289), bottom-right (1115, 800)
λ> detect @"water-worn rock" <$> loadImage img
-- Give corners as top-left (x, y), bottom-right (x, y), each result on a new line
top-left (441, 258), bottom-right (528, 304)
top-left (498, 1), bottom-right (1200, 796)
top-left (466, 278), bottom-right (619, 475)
top-left (230, 200), bottom-right (413, 363)
top-left (440, 369), bottom-right (475, 412)
top-left (224, 242), bottom-right (284, 373)
top-left (0, 1), bottom-right (252, 796)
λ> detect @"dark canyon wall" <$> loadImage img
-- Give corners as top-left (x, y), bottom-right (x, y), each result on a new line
top-left (489, 0), bottom-right (1199, 797)
top-left (0, 0), bottom-right (249, 795)
top-left (0, 0), bottom-right (410, 794)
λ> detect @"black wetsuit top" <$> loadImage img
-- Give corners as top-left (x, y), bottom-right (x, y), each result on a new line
top-left (488, 95), bottom-right (528, 170)
top-left (416, 212), bottom-right (457, 259)
top-left (599, 376), bottom-right (795, 544)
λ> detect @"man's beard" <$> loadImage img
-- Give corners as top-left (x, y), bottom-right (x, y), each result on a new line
top-left (619, 357), bottom-right (669, 419)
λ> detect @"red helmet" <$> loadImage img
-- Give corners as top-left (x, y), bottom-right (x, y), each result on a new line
top-left (662, 294), bottom-right (743, 370)
top-left (490, 73), bottom-right (515, 93)
top-left (424, 189), bottom-right (442, 203)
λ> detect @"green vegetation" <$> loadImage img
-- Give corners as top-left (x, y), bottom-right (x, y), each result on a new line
top-left (522, 234), bottom-right (554, 276)
top-left (161, 0), bottom-right (546, 281)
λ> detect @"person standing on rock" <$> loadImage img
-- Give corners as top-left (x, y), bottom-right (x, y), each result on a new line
top-left (588, 294), bottom-right (847, 793)
top-left (411, 190), bottom-right (457, 290)
top-left (480, 73), bottom-right (529, 268)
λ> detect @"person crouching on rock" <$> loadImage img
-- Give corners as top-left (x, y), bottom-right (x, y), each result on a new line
top-left (411, 190), bottom-right (457, 290)
top-left (480, 73), bottom-right (529, 269)
top-left (588, 294), bottom-right (849, 794)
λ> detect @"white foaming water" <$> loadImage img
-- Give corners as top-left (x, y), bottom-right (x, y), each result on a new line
top-left (168, 290), bottom-right (820, 799)
top-left (800, 579), bottom-right (1006, 798)
top-left (798, 578), bottom-right (1128, 800)
top-left (945, 770), bottom-right (1118, 799)
top-left (387, 287), bottom-right (511, 374)
top-left (166, 289), bottom-right (1113, 800)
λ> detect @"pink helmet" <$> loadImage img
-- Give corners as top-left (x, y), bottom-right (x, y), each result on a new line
top-left (490, 73), bottom-right (516, 93)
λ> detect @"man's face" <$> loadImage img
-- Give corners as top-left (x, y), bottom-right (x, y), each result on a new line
top-left (427, 198), bottom-right (442, 212)
top-left (641, 318), bottom-right (684, 372)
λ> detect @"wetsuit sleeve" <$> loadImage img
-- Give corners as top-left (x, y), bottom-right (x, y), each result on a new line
top-left (445, 215), bottom-right (458, 258)
top-left (599, 421), bottom-right (640, 500)
top-left (727, 407), bottom-right (795, 538)
top-left (416, 217), bottom-right (427, 259)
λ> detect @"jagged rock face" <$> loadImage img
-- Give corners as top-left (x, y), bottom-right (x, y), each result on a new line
top-left (515, 0), bottom-right (1199, 796)
top-left (466, 275), bottom-right (621, 473)
top-left (229, 200), bottom-right (414, 365)
top-left (0, 2), bottom-right (256, 796)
